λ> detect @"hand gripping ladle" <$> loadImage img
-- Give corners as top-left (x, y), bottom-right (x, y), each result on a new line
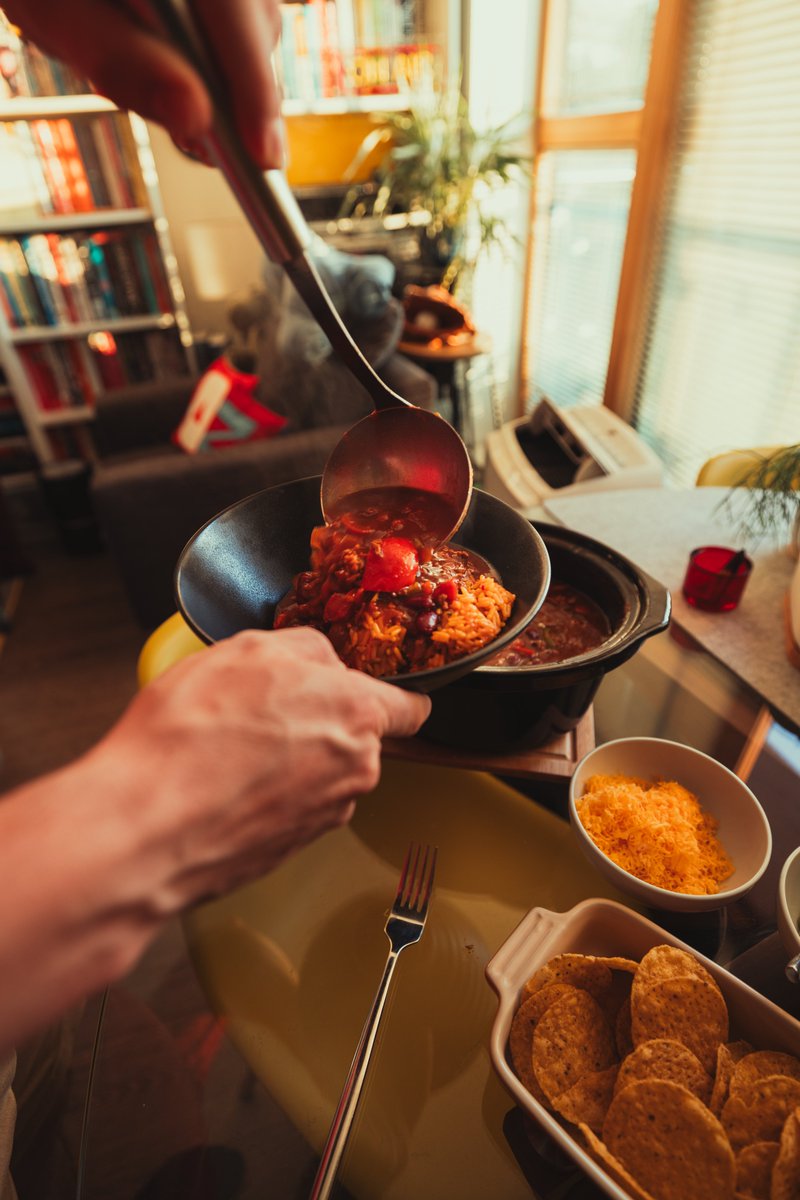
top-left (148, 0), bottom-right (473, 545)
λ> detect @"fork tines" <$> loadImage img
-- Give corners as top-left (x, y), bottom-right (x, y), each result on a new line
top-left (397, 843), bottom-right (438, 914)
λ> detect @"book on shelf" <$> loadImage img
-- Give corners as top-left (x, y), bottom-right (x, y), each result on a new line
top-left (50, 118), bottom-right (94, 212)
top-left (0, 14), bottom-right (92, 98)
top-left (0, 121), bottom-right (51, 221)
top-left (29, 118), bottom-right (74, 215)
top-left (0, 226), bottom-right (170, 328)
top-left (276, 0), bottom-right (432, 103)
top-left (0, 237), bottom-right (46, 325)
top-left (0, 114), bottom-right (146, 219)
top-left (18, 328), bottom-right (189, 410)
top-left (71, 119), bottom-right (112, 208)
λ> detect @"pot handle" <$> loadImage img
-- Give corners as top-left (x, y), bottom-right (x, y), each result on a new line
top-left (635, 568), bottom-right (672, 639)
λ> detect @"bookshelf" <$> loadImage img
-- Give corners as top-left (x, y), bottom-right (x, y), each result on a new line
top-left (0, 19), bottom-right (196, 477)
top-left (276, 0), bottom-right (444, 109)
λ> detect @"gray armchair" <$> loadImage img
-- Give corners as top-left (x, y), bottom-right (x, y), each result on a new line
top-left (90, 303), bottom-right (437, 629)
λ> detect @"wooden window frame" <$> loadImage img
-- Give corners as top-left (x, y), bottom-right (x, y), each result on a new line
top-left (518, 0), bottom-right (690, 421)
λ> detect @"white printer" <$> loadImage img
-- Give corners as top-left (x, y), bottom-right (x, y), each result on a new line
top-left (482, 396), bottom-right (663, 518)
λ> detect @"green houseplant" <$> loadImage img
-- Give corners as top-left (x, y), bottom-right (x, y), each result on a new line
top-left (340, 87), bottom-right (531, 290)
top-left (721, 444), bottom-right (800, 544)
top-left (718, 443), bottom-right (800, 668)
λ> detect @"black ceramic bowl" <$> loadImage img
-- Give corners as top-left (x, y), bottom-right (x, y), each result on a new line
top-left (174, 476), bottom-right (551, 693)
top-left (420, 522), bottom-right (671, 747)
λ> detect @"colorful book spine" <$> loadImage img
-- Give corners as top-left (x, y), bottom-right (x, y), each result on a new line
top-left (19, 233), bottom-right (66, 325)
top-left (5, 237), bottom-right (47, 324)
top-left (51, 118), bottom-right (93, 212)
top-left (71, 119), bottom-right (112, 208)
top-left (11, 120), bottom-right (55, 215)
top-left (77, 233), bottom-right (120, 319)
top-left (101, 231), bottom-right (145, 315)
top-left (29, 119), bottom-right (74, 214)
top-left (54, 235), bottom-right (96, 323)
top-left (110, 115), bottom-right (149, 209)
top-left (88, 117), bottom-right (130, 208)
top-left (20, 342), bottom-right (63, 409)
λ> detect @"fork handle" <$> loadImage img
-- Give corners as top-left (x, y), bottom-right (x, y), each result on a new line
top-left (309, 949), bottom-right (400, 1200)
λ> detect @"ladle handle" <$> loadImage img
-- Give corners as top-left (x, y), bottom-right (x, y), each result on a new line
top-left (147, 0), bottom-right (410, 411)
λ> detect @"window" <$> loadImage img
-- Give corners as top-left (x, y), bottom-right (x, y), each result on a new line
top-left (521, 0), bottom-right (659, 414)
top-left (522, 0), bottom-right (800, 486)
top-left (631, 0), bottom-right (800, 484)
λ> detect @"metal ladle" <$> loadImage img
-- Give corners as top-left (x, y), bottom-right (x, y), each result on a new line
top-left (149, 0), bottom-right (473, 545)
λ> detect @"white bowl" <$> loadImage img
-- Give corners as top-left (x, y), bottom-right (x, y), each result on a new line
top-left (568, 736), bottom-right (772, 912)
top-left (778, 846), bottom-right (800, 982)
top-left (486, 899), bottom-right (800, 1200)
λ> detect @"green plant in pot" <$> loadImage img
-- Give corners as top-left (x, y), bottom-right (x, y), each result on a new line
top-left (720, 444), bottom-right (800, 546)
top-left (718, 443), bottom-right (800, 669)
top-left (340, 87), bottom-right (530, 290)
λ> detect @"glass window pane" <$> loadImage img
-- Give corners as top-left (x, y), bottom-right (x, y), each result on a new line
top-left (524, 149), bottom-right (635, 411)
top-left (633, 0), bottom-right (800, 486)
top-left (543, 0), bottom-right (659, 117)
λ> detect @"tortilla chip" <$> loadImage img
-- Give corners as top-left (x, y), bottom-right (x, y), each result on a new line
top-left (578, 1122), bottom-right (657, 1200)
top-left (551, 1063), bottom-right (619, 1135)
top-left (734, 1140), bottom-right (779, 1199)
top-left (532, 989), bottom-right (617, 1103)
top-left (731, 1052), bottom-right (800, 1096)
top-left (616, 994), bottom-right (634, 1058)
top-left (524, 953), bottom-right (613, 1001)
top-left (711, 1042), bottom-right (757, 1117)
top-left (631, 975), bottom-right (728, 1073)
top-left (596, 969), bottom-right (635, 1028)
top-left (508, 993), bottom-right (550, 1108)
top-left (711, 1043), bottom-right (738, 1118)
top-left (633, 944), bottom-right (721, 999)
top-left (771, 1109), bottom-right (800, 1200)
top-left (522, 982), bottom-right (581, 1024)
top-left (614, 1038), bottom-right (713, 1106)
top-left (721, 1076), bottom-right (800, 1151)
top-left (603, 1079), bottom-right (735, 1200)
top-left (594, 955), bottom-right (639, 974)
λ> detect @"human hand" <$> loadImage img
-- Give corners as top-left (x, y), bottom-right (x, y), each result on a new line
top-left (3, 0), bottom-right (284, 167)
top-left (88, 628), bottom-right (431, 907)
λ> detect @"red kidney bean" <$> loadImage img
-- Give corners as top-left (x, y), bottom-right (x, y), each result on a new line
top-left (404, 591), bottom-right (435, 610)
top-left (415, 610), bottom-right (440, 635)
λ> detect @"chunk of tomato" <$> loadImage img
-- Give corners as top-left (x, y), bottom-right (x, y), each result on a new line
top-left (362, 537), bottom-right (419, 592)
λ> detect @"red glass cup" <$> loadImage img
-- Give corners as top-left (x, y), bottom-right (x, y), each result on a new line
top-left (682, 546), bottom-right (753, 612)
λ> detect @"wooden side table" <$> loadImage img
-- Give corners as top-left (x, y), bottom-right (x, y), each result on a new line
top-left (396, 332), bottom-right (493, 443)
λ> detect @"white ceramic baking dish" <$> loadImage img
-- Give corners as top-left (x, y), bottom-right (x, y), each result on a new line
top-left (486, 898), bottom-right (800, 1200)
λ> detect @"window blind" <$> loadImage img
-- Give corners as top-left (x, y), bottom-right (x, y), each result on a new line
top-left (633, 0), bottom-right (800, 485)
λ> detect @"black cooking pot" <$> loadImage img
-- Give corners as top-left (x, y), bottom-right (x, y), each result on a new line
top-left (174, 475), bottom-right (551, 693)
top-left (420, 522), bottom-right (671, 750)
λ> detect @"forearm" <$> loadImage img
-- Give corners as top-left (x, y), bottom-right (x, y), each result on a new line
top-left (0, 750), bottom-right (173, 1058)
top-left (0, 629), bottom-right (430, 1058)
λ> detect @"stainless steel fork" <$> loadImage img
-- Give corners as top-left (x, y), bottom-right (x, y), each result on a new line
top-left (309, 843), bottom-right (438, 1200)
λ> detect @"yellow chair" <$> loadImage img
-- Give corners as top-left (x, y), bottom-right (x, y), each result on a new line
top-left (137, 611), bottom-right (205, 688)
top-left (695, 445), bottom-right (783, 487)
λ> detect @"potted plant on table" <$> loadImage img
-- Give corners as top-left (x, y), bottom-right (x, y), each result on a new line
top-left (721, 443), bottom-right (800, 668)
top-left (339, 86), bottom-right (531, 292)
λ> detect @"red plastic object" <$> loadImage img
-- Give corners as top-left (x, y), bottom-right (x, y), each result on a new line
top-left (682, 546), bottom-right (753, 612)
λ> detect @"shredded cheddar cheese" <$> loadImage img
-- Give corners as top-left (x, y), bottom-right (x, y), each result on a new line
top-left (575, 773), bottom-right (734, 895)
